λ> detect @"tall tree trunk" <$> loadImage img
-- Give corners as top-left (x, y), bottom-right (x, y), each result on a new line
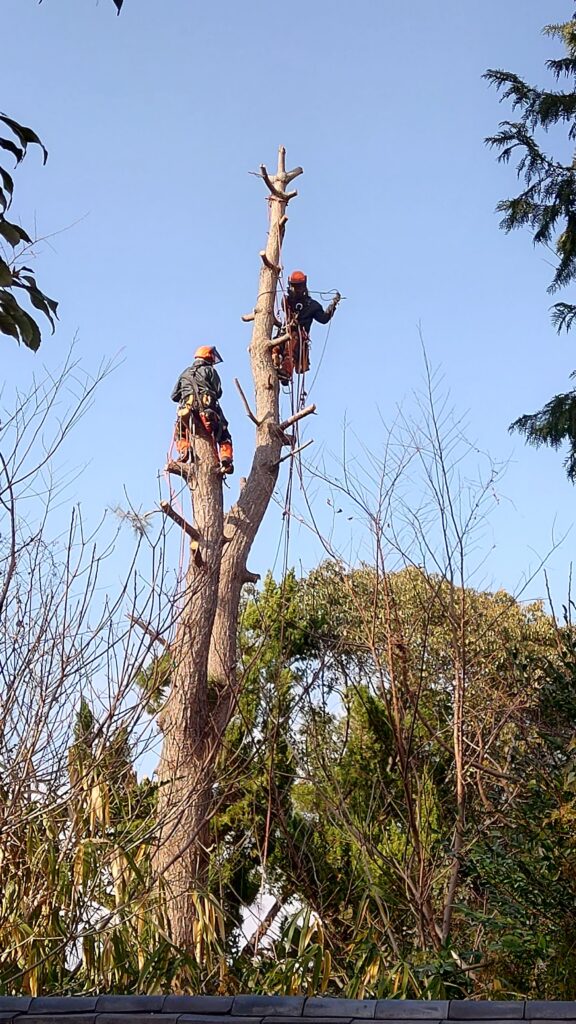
top-left (154, 147), bottom-right (307, 951)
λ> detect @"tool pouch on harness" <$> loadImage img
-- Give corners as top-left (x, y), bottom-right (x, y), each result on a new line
top-left (273, 323), bottom-right (310, 381)
top-left (291, 324), bottom-right (310, 374)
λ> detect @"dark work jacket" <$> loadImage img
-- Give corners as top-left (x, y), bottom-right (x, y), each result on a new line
top-left (171, 359), bottom-right (223, 405)
top-left (284, 292), bottom-right (335, 335)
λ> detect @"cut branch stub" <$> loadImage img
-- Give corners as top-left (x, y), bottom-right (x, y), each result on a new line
top-left (266, 333), bottom-right (290, 349)
top-left (259, 163), bottom-right (298, 201)
top-left (165, 459), bottom-right (193, 482)
top-left (259, 250), bottom-right (281, 274)
top-left (160, 500), bottom-right (203, 567)
top-left (286, 165), bottom-right (304, 183)
top-left (280, 403), bottom-right (317, 431)
top-left (275, 438), bottom-right (314, 465)
top-left (243, 569), bottom-right (261, 584)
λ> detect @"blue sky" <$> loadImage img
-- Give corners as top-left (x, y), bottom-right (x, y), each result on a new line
top-left (2, 0), bottom-right (575, 606)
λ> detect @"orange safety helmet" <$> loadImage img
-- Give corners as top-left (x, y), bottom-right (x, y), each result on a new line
top-left (195, 345), bottom-right (223, 364)
top-left (288, 270), bottom-right (307, 286)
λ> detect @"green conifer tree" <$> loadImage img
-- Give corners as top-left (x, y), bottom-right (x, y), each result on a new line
top-left (485, 12), bottom-right (576, 479)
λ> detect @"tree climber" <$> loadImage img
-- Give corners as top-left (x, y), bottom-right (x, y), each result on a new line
top-left (171, 345), bottom-right (234, 475)
top-left (272, 270), bottom-right (341, 384)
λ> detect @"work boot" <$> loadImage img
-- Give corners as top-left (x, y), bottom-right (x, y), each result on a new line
top-left (176, 445), bottom-right (190, 463)
top-left (220, 458), bottom-right (234, 475)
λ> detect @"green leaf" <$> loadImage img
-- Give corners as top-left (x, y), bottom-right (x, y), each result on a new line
top-left (0, 289), bottom-right (41, 351)
top-left (21, 275), bottom-right (58, 316)
top-left (0, 219), bottom-right (32, 247)
top-left (0, 114), bottom-right (48, 164)
top-left (0, 167), bottom-right (14, 209)
top-left (0, 257), bottom-right (12, 286)
top-left (0, 137), bottom-right (24, 164)
top-left (0, 312), bottom-right (19, 339)
top-left (13, 276), bottom-right (59, 331)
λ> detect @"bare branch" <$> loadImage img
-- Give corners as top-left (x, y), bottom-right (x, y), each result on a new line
top-left (279, 403), bottom-right (317, 430)
top-left (240, 897), bottom-right (282, 956)
top-left (275, 438), bottom-right (314, 465)
top-left (127, 615), bottom-right (169, 648)
top-left (234, 377), bottom-right (261, 426)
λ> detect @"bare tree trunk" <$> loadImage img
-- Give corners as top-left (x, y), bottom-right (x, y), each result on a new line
top-left (155, 147), bottom-right (306, 950)
top-left (155, 431), bottom-right (224, 948)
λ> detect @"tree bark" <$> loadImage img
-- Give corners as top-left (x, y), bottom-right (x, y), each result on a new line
top-left (154, 147), bottom-right (304, 950)
top-left (154, 425), bottom-right (224, 948)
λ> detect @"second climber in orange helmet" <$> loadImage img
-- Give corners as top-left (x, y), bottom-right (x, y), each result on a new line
top-left (285, 270), bottom-right (340, 333)
top-left (271, 271), bottom-right (341, 383)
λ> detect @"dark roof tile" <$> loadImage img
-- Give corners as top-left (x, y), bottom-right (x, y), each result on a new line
top-left (29, 1002), bottom-right (98, 1015)
top-left (178, 1017), bottom-right (255, 1024)
top-left (373, 1019), bottom-right (447, 1024)
top-left (164, 1000), bottom-right (232, 1015)
top-left (96, 1017), bottom-right (175, 1024)
top-left (95, 1001), bottom-right (164, 1014)
top-left (14, 1018), bottom-right (96, 1024)
top-left (448, 1005), bottom-right (523, 1020)
top-left (264, 1015), bottom-right (350, 1024)
top-left (265, 1019), bottom-right (352, 1024)
top-left (375, 1004), bottom-right (448, 1020)
top-left (305, 1003), bottom-right (374, 1020)
top-left (526, 1008), bottom-right (576, 1020)
top-left (232, 1000), bottom-right (305, 1018)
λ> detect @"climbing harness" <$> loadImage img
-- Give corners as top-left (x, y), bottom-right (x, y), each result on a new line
top-left (173, 364), bottom-right (234, 475)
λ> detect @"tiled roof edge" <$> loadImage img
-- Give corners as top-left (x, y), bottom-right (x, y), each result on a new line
top-left (0, 998), bottom-right (574, 1020)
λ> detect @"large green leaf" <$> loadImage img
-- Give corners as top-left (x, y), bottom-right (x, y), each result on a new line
top-left (0, 114), bottom-right (48, 164)
top-left (0, 219), bottom-right (32, 247)
top-left (13, 275), bottom-right (59, 331)
top-left (0, 137), bottom-right (24, 164)
top-left (20, 274), bottom-right (58, 315)
top-left (0, 167), bottom-right (14, 212)
top-left (0, 289), bottom-right (41, 351)
top-left (0, 312), bottom-right (19, 339)
top-left (0, 257), bottom-right (12, 286)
